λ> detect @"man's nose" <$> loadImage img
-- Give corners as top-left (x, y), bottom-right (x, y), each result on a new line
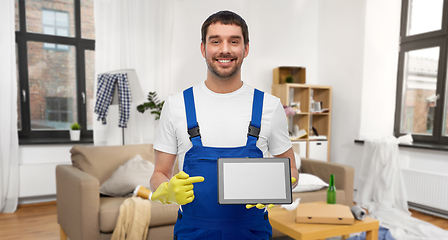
top-left (219, 42), bottom-right (230, 54)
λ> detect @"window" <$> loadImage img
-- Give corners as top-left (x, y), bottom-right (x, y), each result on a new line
top-left (16, 0), bottom-right (95, 142)
top-left (395, 0), bottom-right (448, 145)
top-left (42, 9), bottom-right (70, 50)
top-left (46, 97), bottom-right (73, 124)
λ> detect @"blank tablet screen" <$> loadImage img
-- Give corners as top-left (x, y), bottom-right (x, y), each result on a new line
top-left (217, 158), bottom-right (292, 205)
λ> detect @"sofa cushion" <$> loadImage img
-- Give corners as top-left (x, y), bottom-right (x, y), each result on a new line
top-left (100, 154), bottom-right (155, 197)
top-left (292, 173), bottom-right (328, 193)
top-left (71, 144), bottom-right (154, 184)
top-left (99, 197), bottom-right (179, 233)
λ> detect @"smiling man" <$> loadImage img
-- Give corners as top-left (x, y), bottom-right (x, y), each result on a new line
top-left (150, 10), bottom-right (298, 240)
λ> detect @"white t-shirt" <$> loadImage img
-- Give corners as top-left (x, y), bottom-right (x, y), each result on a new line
top-left (154, 81), bottom-right (292, 171)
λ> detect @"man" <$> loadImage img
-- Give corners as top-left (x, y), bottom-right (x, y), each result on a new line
top-left (150, 10), bottom-right (299, 240)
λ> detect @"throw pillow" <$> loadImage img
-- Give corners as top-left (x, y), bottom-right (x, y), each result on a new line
top-left (100, 154), bottom-right (154, 197)
top-left (292, 173), bottom-right (328, 193)
top-left (294, 152), bottom-right (301, 170)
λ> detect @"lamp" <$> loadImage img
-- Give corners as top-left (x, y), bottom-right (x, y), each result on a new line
top-left (102, 69), bottom-right (144, 145)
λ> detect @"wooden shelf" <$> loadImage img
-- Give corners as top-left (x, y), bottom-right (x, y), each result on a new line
top-left (272, 68), bottom-right (332, 161)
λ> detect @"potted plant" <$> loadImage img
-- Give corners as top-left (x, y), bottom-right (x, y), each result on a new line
top-left (285, 75), bottom-right (294, 83)
top-left (136, 91), bottom-right (165, 120)
top-left (70, 122), bottom-right (81, 141)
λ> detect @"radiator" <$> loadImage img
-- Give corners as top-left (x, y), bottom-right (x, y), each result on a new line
top-left (402, 169), bottom-right (448, 213)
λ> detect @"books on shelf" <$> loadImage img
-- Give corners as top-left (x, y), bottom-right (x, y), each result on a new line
top-left (290, 129), bottom-right (307, 140)
top-left (311, 108), bottom-right (329, 114)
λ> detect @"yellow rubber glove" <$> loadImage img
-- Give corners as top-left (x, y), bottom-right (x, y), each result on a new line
top-left (151, 171), bottom-right (204, 205)
top-left (246, 177), bottom-right (297, 209)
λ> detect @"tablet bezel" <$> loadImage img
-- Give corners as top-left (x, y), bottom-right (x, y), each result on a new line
top-left (217, 157), bottom-right (292, 205)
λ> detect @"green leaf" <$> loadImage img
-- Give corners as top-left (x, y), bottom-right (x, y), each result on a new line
top-left (137, 91), bottom-right (165, 120)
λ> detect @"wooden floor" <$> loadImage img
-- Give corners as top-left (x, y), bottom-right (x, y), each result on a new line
top-left (0, 202), bottom-right (447, 240)
top-left (0, 202), bottom-right (60, 240)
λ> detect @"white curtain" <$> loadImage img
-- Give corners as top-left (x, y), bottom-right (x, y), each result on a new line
top-left (0, 0), bottom-right (20, 213)
top-left (355, 136), bottom-right (448, 240)
top-left (93, 0), bottom-right (174, 146)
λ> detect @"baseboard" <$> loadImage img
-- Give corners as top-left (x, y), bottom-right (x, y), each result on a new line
top-left (18, 195), bottom-right (56, 206)
top-left (408, 202), bottom-right (448, 220)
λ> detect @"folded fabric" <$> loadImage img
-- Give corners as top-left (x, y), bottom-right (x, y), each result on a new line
top-left (281, 198), bottom-right (301, 211)
top-left (111, 196), bottom-right (152, 240)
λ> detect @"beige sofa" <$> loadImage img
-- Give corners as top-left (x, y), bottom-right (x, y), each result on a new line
top-left (56, 144), bottom-right (354, 240)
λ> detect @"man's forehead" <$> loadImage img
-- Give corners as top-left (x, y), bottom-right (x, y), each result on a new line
top-left (207, 22), bottom-right (243, 38)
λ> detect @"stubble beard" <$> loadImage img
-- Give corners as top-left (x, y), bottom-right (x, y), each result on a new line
top-left (206, 54), bottom-right (243, 80)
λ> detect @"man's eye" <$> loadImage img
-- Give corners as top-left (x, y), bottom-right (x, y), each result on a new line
top-left (212, 40), bottom-right (219, 44)
top-left (231, 41), bottom-right (238, 44)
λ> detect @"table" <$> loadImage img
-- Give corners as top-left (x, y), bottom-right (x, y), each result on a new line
top-left (268, 207), bottom-right (379, 240)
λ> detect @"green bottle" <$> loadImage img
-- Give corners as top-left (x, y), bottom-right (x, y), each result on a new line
top-left (327, 174), bottom-right (336, 204)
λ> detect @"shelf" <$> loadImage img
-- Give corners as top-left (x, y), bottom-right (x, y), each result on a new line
top-left (310, 112), bottom-right (330, 115)
top-left (272, 68), bottom-right (332, 161)
top-left (273, 67), bottom-right (306, 84)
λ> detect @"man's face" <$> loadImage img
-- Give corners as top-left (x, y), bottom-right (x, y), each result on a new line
top-left (201, 22), bottom-right (249, 80)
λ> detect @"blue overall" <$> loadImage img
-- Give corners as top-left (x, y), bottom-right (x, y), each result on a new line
top-left (173, 87), bottom-right (272, 240)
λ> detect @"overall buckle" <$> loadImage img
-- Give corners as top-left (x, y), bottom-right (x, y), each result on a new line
top-left (247, 124), bottom-right (260, 140)
top-left (188, 125), bottom-right (201, 140)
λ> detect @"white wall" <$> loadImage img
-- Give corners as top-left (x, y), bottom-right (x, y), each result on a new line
top-left (18, 145), bottom-right (72, 203)
top-left (18, 144), bottom-right (92, 204)
top-left (316, 0), bottom-right (366, 174)
top-left (166, 0), bottom-right (319, 94)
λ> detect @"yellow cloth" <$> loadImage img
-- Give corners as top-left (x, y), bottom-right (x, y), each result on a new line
top-left (111, 196), bottom-right (152, 240)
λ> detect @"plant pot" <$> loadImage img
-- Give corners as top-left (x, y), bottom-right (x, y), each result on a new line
top-left (70, 130), bottom-right (81, 141)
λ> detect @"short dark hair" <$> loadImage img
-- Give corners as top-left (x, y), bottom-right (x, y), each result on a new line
top-left (201, 10), bottom-right (249, 45)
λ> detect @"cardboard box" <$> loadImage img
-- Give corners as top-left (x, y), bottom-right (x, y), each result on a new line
top-left (296, 202), bottom-right (354, 225)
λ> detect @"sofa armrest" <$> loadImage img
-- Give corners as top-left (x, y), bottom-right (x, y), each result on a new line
top-left (300, 158), bottom-right (354, 206)
top-left (56, 165), bottom-right (101, 240)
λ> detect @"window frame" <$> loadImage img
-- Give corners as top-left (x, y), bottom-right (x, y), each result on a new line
top-left (394, 0), bottom-right (448, 145)
top-left (16, 0), bottom-right (94, 143)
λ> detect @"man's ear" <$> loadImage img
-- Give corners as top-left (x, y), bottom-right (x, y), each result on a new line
top-left (201, 42), bottom-right (206, 58)
top-left (244, 43), bottom-right (249, 58)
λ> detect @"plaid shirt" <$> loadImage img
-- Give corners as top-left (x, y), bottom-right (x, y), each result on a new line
top-left (94, 73), bottom-right (131, 128)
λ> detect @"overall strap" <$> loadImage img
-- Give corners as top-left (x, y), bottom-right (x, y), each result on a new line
top-left (247, 89), bottom-right (264, 146)
top-left (183, 87), bottom-right (203, 146)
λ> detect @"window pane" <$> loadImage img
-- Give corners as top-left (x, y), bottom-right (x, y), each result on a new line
top-left (407, 0), bottom-right (443, 36)
top-left (16, 44), bottom-right (21, 130)
top-left (55, 11), bottom-right (68, 27)
top-left (56, 28), bottom-right (68, 36)
top-left (27, 41), bottom-right (77, 130)
top-left (81, 0), bottom-right (95, 39)
top-left (15, 0), bottom-right (20, 31)
top-left (25, 0), bottom-right (74, 37)
top-left (400, 47), bottom-right (439, 135)
top-left (42, 9), bottom-right (55, 25)
top-left (43, 26), bottom-right (55, 35)
top-left (85, 50), bottom-right (95, 130)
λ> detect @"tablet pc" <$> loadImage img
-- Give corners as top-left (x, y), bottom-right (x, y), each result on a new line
top-left (217, 158), bottom-right (292, 205)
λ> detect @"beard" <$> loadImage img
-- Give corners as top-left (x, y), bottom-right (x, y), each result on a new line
top-left (205, 54), bottom-right (243, 80)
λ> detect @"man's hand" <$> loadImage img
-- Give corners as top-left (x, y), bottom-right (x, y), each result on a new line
top-left (246, 177), bottom-right (297, 209)
top-left (151, 171), bottom-right (205, 205)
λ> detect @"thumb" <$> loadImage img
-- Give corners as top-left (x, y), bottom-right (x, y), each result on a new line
top-left (175, 171), bottom-right (190, 179)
